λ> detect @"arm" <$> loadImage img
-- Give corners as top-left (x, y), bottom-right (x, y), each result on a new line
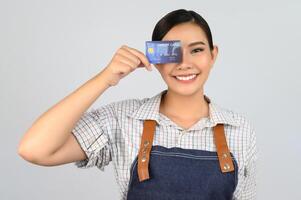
top-left (238, 127), bottom-right (258, 200)
top-left (17, 45), bottom-right (151, 166)
top-left (17, 69), bottom-right (111, 165)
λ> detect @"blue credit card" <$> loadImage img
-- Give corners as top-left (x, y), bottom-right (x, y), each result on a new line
top-left (145, 40), bottom-right (182, 64)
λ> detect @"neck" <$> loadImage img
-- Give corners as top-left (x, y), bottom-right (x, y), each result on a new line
top-left (159, 89), bottom-right (209, 120)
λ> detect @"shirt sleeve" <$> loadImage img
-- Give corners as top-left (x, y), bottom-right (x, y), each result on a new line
top-left (238, 126), bottom-right (258, 200)
top-left (71, 103), bottom-right (115, 171)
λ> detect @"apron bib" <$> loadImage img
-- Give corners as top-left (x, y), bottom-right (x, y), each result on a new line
top-left (126, 120), bottom-right (238, 200)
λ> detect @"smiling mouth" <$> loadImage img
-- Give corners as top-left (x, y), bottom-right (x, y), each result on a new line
top-left (172, 73), bottom-right (200, 82)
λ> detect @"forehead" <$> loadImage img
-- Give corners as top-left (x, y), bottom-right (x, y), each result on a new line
top-left (162, 22), bottom-right (208, 47)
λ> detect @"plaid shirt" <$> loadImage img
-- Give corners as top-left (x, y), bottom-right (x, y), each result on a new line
top-left (72, 89), bottom-right (258, 200)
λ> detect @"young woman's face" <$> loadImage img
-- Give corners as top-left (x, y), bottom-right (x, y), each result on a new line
top-left (154, 22), bottom-right (218, 96)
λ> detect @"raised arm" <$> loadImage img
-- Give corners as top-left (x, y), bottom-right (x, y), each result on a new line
top-left (17, 70), bottom-right (111, 166)
top-left (17, 45), bottom-right (151, 166)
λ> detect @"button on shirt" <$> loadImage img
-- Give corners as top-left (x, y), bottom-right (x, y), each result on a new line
top-left (71, 89), bottom-right (258, 200)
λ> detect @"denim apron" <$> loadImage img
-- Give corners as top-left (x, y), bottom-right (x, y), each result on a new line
top-left (126, 120), bottom-right (238, 200)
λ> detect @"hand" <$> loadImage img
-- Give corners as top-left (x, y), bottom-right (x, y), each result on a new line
top-left (100, 45), bottom-right (152, 87)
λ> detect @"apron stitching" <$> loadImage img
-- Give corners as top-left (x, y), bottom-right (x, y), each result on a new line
top-left (127, 152), bottom-right (239, 199)
top-left (127, 152), bottom-right (238, 190)
top-left (151, 150), bottom-right (235, 159)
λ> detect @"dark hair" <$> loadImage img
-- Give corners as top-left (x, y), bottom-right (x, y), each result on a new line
top-left (152, 9), bottom-right (214, 51)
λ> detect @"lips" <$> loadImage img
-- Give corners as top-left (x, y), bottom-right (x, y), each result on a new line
top-left (173, 73), bottom-right (200, 77)
top-left (172, 73), bottom-right (200, 83)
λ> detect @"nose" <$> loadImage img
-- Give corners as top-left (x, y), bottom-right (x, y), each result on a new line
top-left (176, 64), bottom-right (192, 70)
top-left (176, 48), bottom-right (192, 70)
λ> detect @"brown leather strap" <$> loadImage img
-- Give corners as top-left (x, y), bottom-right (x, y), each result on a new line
top-left (137, 120), bottom-right (234, 182)
top-left (137, 120), bottom-right (157, 182)
top-left (213, 124), bottom-right (235, 173)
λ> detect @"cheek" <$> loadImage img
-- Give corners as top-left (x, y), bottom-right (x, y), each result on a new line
top-left (159, 69), bottom-right (173, 82)
top-left (194, 54), bottom-right (213, 70)
top-left (198, 54), bottom-right (211, 64)
top-left (159, 65), bottom-right (173, 76)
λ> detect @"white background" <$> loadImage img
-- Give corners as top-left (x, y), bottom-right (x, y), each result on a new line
top-left (1, 0), bottom-right (300, 199)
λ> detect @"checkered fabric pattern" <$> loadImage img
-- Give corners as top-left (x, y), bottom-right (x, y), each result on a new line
top-left (72, 89), bottom-right (258, 200)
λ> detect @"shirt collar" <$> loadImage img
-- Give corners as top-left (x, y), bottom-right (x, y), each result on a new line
top-left (127, 89), bottom-right (241, 131)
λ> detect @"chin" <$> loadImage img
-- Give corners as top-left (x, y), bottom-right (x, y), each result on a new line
top-left (168, 86), bottom-right (202, 97)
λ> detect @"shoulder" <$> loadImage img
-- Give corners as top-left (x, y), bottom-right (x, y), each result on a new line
top-left (112, 97), bottom-right (149, 111)
top-left (93, 97), bottom-right (150, 117)
top-left (213, 102), bottom-right (255, 130)
top-left (220, 107), bottom-right (258, 163)
top-left (213, 101), bottom-right (256, 141)
top-left (225, 108), bottom-right (257, 145)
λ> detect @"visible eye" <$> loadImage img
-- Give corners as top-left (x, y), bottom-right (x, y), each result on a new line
top-left (191, 48), bottom-right (204, 53)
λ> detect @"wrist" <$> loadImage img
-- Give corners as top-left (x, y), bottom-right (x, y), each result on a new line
top-left (95, 69), bottom-right (112, 89)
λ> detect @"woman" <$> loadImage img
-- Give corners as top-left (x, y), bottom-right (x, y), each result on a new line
top-left (18, 9), bottom-right (257, 200)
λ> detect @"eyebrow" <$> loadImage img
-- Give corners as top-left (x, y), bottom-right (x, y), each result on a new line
top-left (187, 41), bottom-right (206, 47)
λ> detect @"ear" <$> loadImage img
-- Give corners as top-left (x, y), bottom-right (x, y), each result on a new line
top-left (210, 45), bottom-right (218, 66)
top-left (211, 45), bottom-right (218, 61)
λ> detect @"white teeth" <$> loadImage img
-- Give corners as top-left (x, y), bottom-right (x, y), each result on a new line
top-left (175, 74), bottom-right (197, 81)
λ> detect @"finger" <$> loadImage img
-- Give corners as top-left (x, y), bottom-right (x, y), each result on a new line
top-left (115, 53), bottom-right (137, 70)
top-left (118, 61), bottom-right (135, 74)
top-left (113, 61), bottom-right (135, 80)
top-left (122, 45), bottom-right (152, 71)
top-left (118, 48), bottom-right (141, 67)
